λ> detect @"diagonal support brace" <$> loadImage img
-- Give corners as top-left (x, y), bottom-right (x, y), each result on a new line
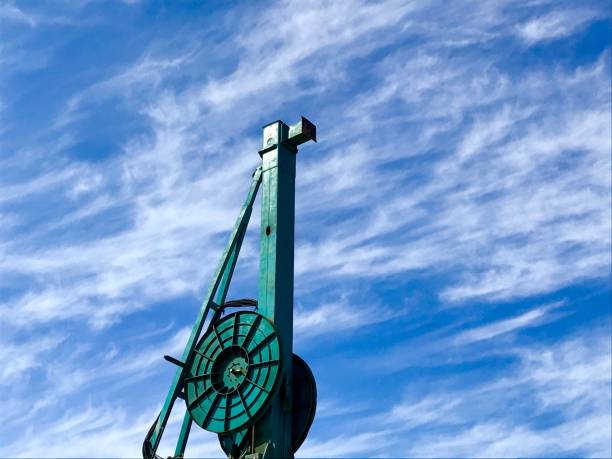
top-left (143, 166), bottom-right (263, 458)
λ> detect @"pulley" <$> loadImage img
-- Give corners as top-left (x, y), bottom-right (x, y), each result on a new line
top-left (184, 311), bottom-right (282, 433)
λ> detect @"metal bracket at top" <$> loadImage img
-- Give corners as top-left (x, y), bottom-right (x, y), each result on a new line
top-left (259, 116), bottom-right (316, 156)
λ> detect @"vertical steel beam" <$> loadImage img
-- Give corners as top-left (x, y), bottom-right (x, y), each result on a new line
top-left (256, 121), bottom-right (295, 457)
top-left (144, 118), bottom-right (314, 459)
top-left (255, 118), bottom-right (316, 458)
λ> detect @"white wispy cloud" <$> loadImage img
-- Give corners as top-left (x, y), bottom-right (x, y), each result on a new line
top-left (298, 430), bottom-right (397, 458)
top-left (294, 294), bottom-right (405, 339)
top-left (296, 52), bottom-right (611, 304)
top-left (3, 403), bottom-right (219, 458)
top-left (2, 1), bottom-right (608, 337)
top-left (0, 0), bottom-right (609, 456)
top-left (0, 0), bottom-right (421, 332)
top-left (303, 330), bottom-right (612, 457)
top-left (0, 325), bottom-right (190, 432)
top-left (401, 334), bottom-right (612, 457)
top-left (453, 301), bottom-right (565, 344)
top-left (516, 9), bottom-right (599, 45)
top-left (0, 333), bottom-right (66, 384)
top-left (0, 2), bottom-right (35, 26)
top-left (359, 300), bottom-right (568, 373)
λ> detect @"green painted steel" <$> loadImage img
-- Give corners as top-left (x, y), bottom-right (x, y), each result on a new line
top-left (218, 353), bottom-right (317, 457)
top-left (173, 410), bottom-right (192, 458)
top-left (143, 167), bottom-right (262, 458)
top-left (254, 121), bottom-right (298, 457)
top-left (251, 116), bottom-right (315, 458)
top-left (185, 311), bottom-right (282, 433)
top-left (142, 117), bottom-right (316, 459)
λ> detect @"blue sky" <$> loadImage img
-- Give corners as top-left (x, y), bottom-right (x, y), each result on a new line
top-left (0, 1), bottom-right (610, 457)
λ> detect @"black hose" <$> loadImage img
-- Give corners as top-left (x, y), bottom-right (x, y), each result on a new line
top-left (222, 298), bottom-right (257, 309)
top-left (142, 415), bottom-right (162, 459)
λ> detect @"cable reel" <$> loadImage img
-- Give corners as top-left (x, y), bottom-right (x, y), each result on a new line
top-left (184, 311), bottom-right (282, 433)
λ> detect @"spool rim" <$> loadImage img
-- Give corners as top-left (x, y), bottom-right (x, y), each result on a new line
top-left (185, 311), bottom-right (282, 433)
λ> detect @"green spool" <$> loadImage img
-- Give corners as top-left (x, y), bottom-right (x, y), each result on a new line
top-left (184, 311), bottom-right (281, 433)
top-left (218, 353), bottom-right (317, 455)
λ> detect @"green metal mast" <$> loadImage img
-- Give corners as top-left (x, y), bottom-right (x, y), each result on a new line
top-left (253, 120), bottom-right (299, 457)
top-left (142, 117), bottom-right (316, 459)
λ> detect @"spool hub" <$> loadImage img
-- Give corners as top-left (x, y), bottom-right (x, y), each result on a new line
top-left (184, 311), bottom-right (281, 433)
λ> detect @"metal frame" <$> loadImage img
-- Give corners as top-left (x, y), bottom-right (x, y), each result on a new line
top-left (143, 117), bottom-right (315, 459)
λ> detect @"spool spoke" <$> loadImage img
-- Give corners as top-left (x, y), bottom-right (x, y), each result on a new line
top-left (193, 349), bottom-right (214, 362)
top-left (184, 373), bottom-right (213, 383)
top-left (224, 394), bottom-right (230, 431)
top-left (203, 392), bottom-right (222, 426)
top-left (237, 386), bottom-right (250, 418)
top-left (247, 333), bottom-right (275, 356)
top-left (248, 359), bottom-right (279, 368)
top-left (241, 314), bottom-right (262, 349)
top-left (232, 313), bottom-right (239, 345)
top-left (187, 384), bottom-right (214, 410)
top-left (244, 376), bottom-right (269, 393)
top-left (213, 326), bottom-right (224, 350)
